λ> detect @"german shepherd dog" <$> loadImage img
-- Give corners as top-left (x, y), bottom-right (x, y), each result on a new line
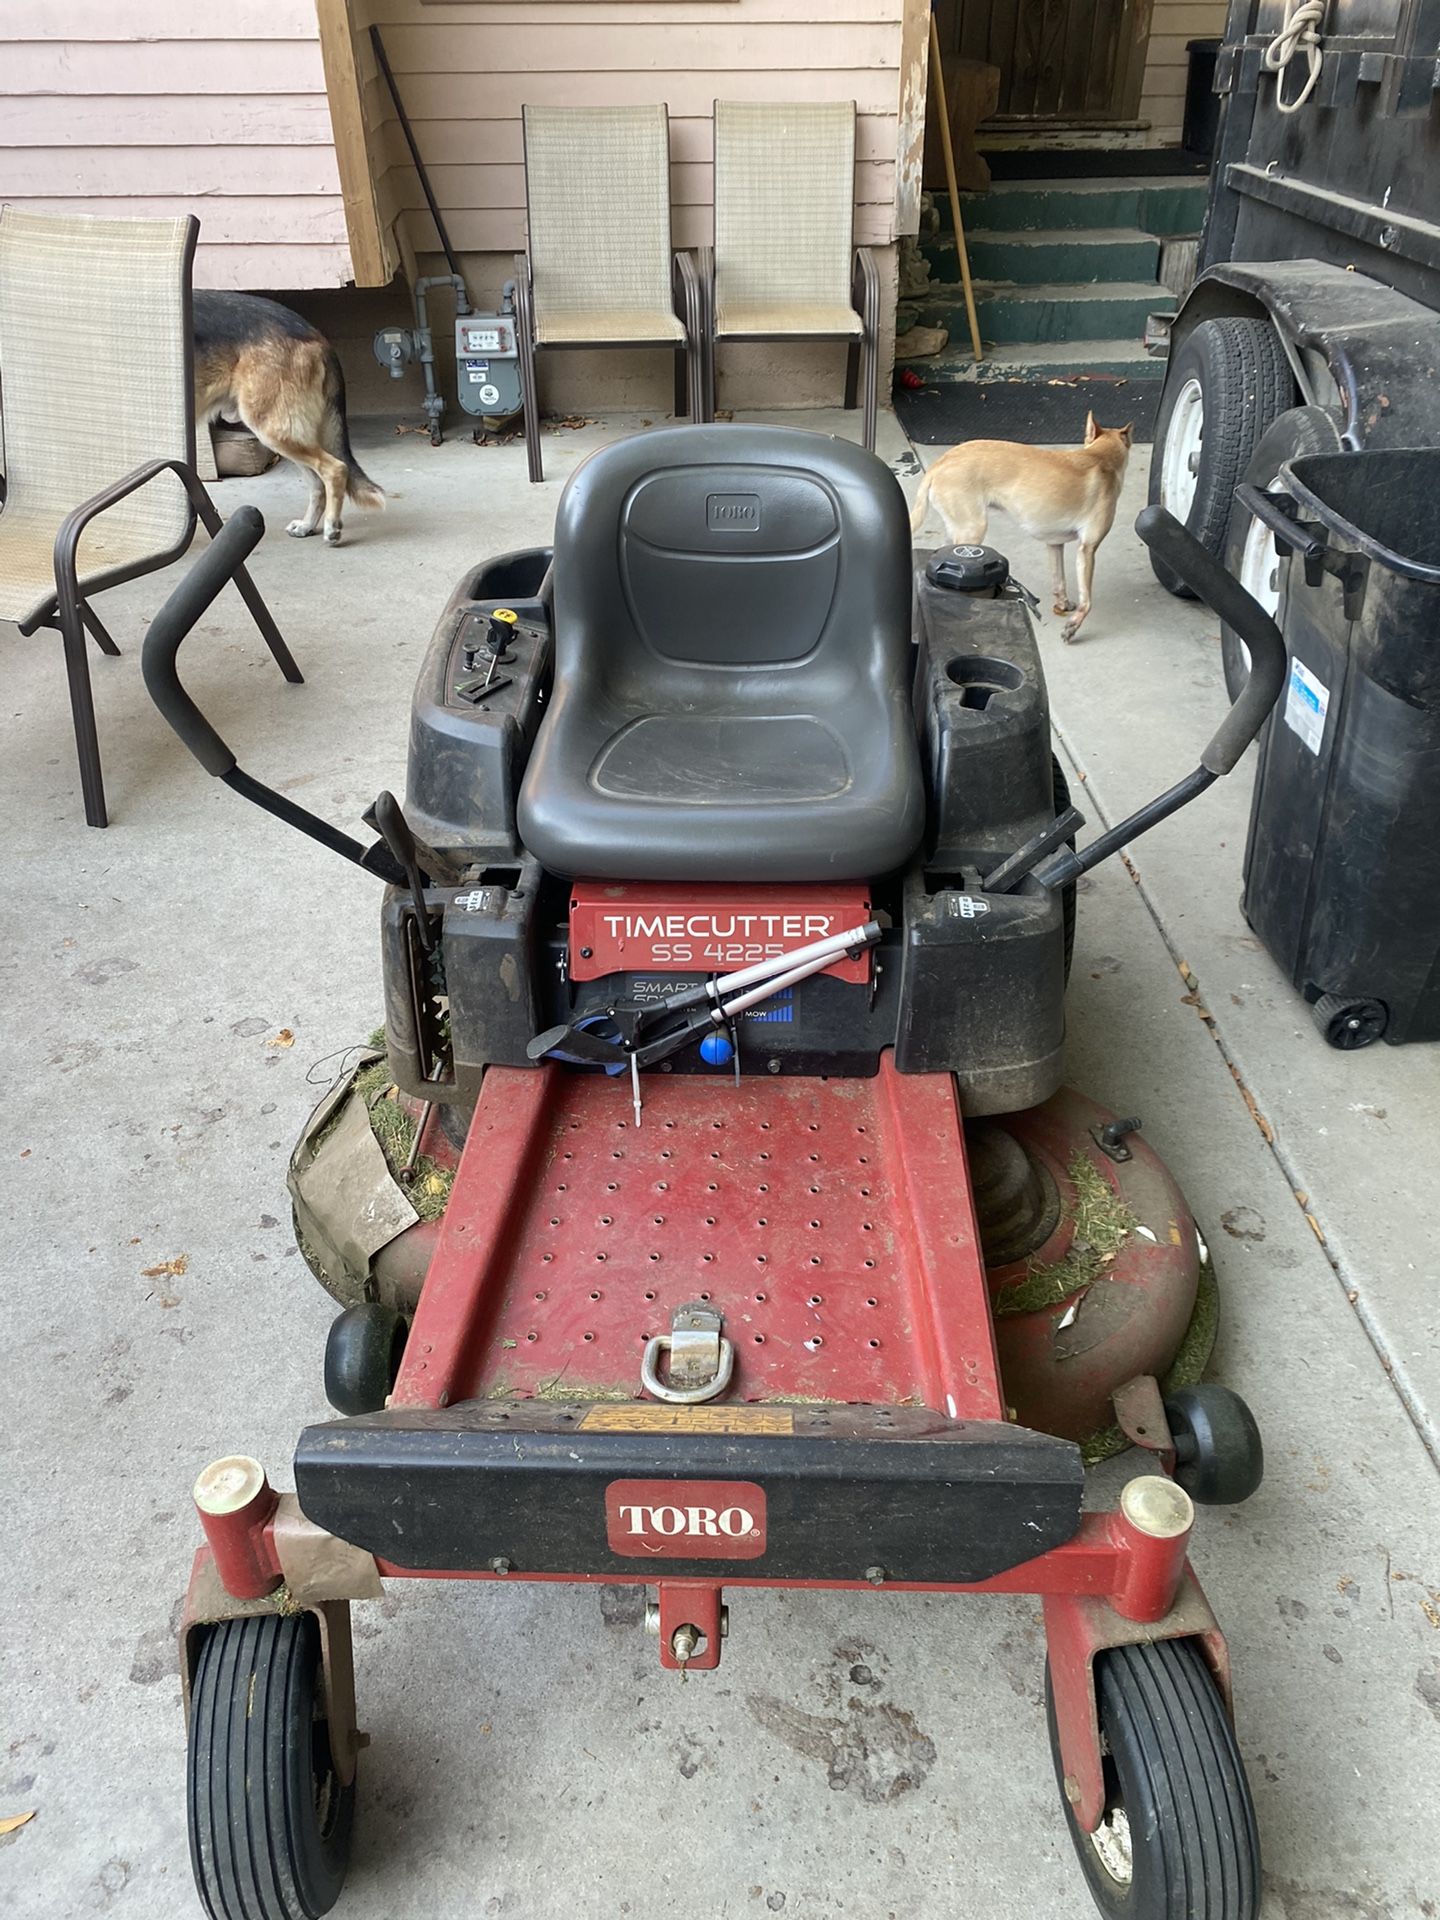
top-left (193, 292), bottom-right (384, 545)
top-left (910, 414), bottom-right (1133, 641)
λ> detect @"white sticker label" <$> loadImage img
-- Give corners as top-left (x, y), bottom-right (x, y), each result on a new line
top-left (1283, 658), bottom-right (1329, 755)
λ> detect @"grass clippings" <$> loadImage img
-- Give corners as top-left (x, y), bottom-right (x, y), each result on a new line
top-left (995, 1153), bottom-right (1136, 1318)
top-left (314, 1050), bottom-right (454, 1224)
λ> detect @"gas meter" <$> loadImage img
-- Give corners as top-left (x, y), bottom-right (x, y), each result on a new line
top-left (374, 275), bottom-right (524, 445)
top-left (454, 310), bottom-right (522, 419)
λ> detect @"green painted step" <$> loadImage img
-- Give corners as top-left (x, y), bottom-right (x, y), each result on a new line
top-left (938, 176), bottom-right (1209, 238)
top-left (895, 338), bottom-right (1165, 385)
top-left (922, 226), bottom-right (1161, 286)
top-left (917, 280), bottom-right (1161, 346)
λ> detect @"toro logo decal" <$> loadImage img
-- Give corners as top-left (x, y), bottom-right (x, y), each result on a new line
top-left (605, 1479), bottom-right (767, 1559)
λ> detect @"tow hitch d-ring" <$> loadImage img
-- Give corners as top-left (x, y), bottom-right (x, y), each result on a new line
top-left (641, 1305), bottom-right (735, 1404)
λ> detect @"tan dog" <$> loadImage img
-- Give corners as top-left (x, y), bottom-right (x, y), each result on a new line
top-left (910, 414), bottom-right (1133, 641)
top-left (193, 291), bottom-right (384, 545)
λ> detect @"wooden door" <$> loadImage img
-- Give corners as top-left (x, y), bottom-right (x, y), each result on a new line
top-left (939, 0), bottom-right (1153, 126)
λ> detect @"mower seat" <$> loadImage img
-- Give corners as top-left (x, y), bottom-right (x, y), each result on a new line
top-left (517, 425), bottom-right (924, 882)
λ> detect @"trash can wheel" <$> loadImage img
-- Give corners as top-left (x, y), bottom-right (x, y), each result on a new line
top-left (1312, 992), bottom-right (1388, 1050)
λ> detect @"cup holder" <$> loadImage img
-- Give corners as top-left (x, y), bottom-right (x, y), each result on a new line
top-left (946, 654), bottom-right (1025, 711)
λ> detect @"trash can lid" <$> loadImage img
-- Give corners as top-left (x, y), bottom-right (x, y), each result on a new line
top-left (1284, 450), bottom-right (1440, 586)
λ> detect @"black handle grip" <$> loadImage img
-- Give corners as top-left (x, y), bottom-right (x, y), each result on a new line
top-left (1134, 504), bottom-right (1288, 776)
top-left (1233, 484), bottom-right (1326, 562)
top-left (141, 506), bottom-right (265, 776)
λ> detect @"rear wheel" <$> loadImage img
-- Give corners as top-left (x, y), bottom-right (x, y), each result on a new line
top-left (188, 1613), bottom-right (354, 1920)
top-left (1221, 406), bottom-right (1342, 702)
top-left (1148, 317), bottom-right (1292, 597)
top-left (1048, 1637), bottom-right (1260, 1920)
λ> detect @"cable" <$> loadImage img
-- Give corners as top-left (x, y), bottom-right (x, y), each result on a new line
top-left (1263, 0), bottom-right (1325, 113)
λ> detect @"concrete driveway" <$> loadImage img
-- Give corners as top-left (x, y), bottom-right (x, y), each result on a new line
top-left (4, 409), bottom-right (1437, 1920)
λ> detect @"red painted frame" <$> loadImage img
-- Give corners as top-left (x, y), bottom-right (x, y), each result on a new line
top-left (192, 1054), bottom-right (1234, 1836)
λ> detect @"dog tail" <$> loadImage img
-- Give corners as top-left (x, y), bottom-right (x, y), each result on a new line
top-left (323, 352), bottom-right (386, 510)
top-left (909, 468), bottom-right (931, 535)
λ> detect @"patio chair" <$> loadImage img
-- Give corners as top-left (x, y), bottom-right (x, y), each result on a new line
top-left (514, 104), bottom-right (704, 482)
top-left (0, 206), bottom-right (299, 828)
top-left (701, 100), bottom-right (880, 450)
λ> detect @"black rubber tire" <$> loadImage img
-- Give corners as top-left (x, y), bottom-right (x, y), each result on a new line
top-left (324, 1301), bottom-right (408, 1415)
top-left (1312, 991), bottom-right (1388, 1050)
top-left (1163, 1383), bottom-right (1264, 1505)
top-left (1052, 752), bottom-right (1077, 986)
top-left (1148, 317), bottom-right (1293, 598)
top-left (1221, 406), bottom-right (1343, 703)
top-left (188, 1613), bottom-right (354, 1920)
top-left (1048, 1637), bottom-right (1260, 1920)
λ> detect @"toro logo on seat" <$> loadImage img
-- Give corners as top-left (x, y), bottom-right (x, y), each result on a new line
top-left (606, 1479), bottom-right (767, 1559)
top-left (707, 492), bottom-right (761, 532)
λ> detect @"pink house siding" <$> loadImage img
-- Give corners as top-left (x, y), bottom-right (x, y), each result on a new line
top-left (0, 1), bottom-right (356, 290)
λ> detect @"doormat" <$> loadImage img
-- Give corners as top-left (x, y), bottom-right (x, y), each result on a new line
top-left (895, 377), bottom-right (1162, 446)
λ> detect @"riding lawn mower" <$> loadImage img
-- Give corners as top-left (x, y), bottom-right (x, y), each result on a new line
top-left (143, 425), bottom-right (1285, 1920)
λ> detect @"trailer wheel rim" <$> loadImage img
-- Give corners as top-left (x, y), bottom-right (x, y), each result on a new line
top-left (1234, 492), bottom-right (1284, 679)
top-left (1161, 377), bottom-right (1205, 522)
top-left (1087, 1802), bottom-right (1134, 1885)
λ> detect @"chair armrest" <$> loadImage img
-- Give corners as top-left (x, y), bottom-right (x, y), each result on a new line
top-left (672, 249), bottom-right (703, 345)
top-left (852, 246), bottom-right (880, 339)
top-left (52, 456), bottom-right (204, 622)
top-left (513, 251), bottom-right (535, 341)
top-left (695, 246), bottom-right (715, 331)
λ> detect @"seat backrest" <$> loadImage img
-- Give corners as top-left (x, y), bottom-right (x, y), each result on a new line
top-left (550, 422), bottom-right (910, 701)
top-left (522, 106), bottom-right (675, 327)
top-left (713, 100), bottom-right (856, 321)
top-left (0, 206), bottom-right (195, 552)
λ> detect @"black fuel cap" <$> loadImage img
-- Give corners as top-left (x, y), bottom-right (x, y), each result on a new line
top-left (926, 544), bottom-right (1010, 594)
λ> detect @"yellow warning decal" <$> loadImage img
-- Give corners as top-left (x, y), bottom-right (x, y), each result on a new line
top-left (580, 1405), bottom-right (795, 1435)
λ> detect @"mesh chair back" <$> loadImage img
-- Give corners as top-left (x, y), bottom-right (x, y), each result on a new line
top-left (0, 207), bottom-right (195, 567)
top-left (522, 106), bottom-right (676, 336)
top-left (712, 101), bottom-right (856, 330)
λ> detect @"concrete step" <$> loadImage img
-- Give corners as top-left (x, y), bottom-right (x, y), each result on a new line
top-left (940, 176), bottom-right (1209, 237)
top-left (922, 226), bottom-right (1161, 286)
top-left (895, 337), bottom-right (1165, 385)
top-left (917, 280), bottom-right (1162, 346)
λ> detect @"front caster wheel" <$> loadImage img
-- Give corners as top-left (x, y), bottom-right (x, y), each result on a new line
top-left (188, 1613), bottom-right (354, 1920)
top-left (1163, 1383), bottom-right (1264, 1505)
top-left (324, 1301), bottom-right (408, 1414)
top-left (1048, 1638), bottom-right (1260, 1920)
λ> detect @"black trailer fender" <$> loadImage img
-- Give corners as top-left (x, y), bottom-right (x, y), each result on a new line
top-left (1164, 261), bottom-right (1440, 451)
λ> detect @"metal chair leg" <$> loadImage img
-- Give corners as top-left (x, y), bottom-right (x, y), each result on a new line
top-left (513, 260), bottom-right (544, 482)
top-left (58, 600), bottom-right (108, 828)
top-left (191, 491), bottom-right (303, 684)
top-left (674, 346), bottom-right (689, 417)
top-left (851, 248), bottom-right (881, 452)
top-left (862, 332), bottom-right (878, 453)
top-left (81, 602), bottom-right (121, 657)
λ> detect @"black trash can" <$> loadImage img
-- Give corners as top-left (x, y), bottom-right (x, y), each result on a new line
top-left (1182, 39), bottom-right (1221, 160)
top-left (1241, 449), bottom-right (1440, 1047)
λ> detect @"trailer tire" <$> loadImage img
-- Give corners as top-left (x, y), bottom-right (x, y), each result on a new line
top-left (1148, 317), bottom-right (1293, 598)
top-left (188, 1612), bottom-right (354, 1920)
top-left (1221, 405), bottom-right (1343, 702)
top-left (1048, 1637), bottom-right (1260, 1920)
